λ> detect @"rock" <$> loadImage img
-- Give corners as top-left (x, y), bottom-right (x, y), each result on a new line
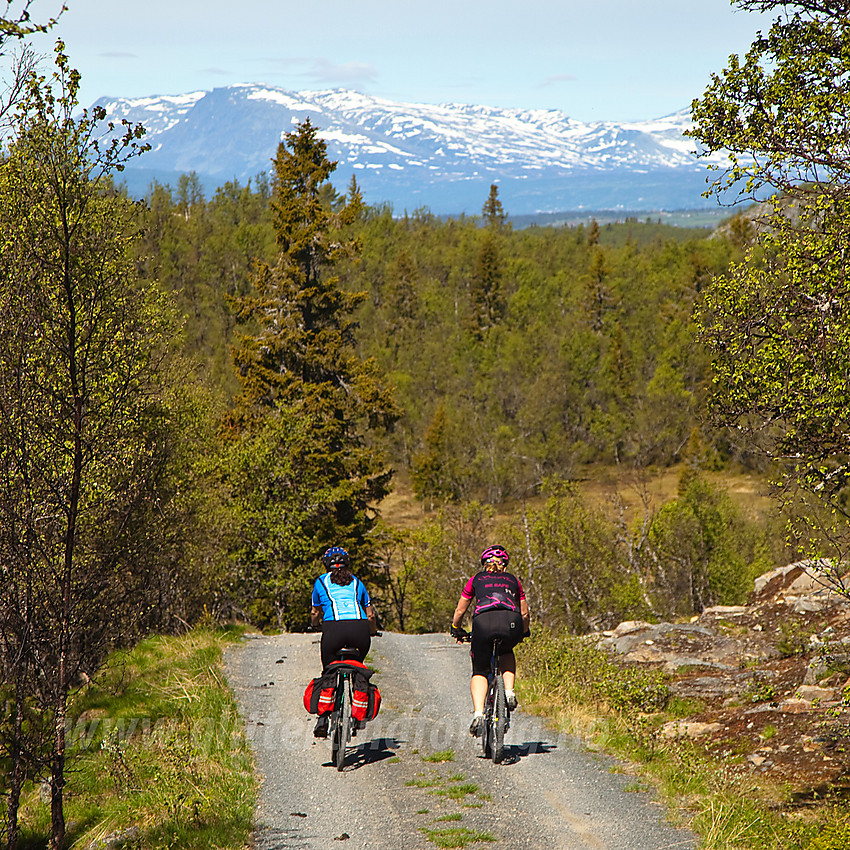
top-left (671, 676), bottom-right (735, 701)
top-left (702, 605), bottom-right (749, 617)
top-left (795, 685), bottom-right (836, 703)
top-left (660, 720), bottom-right (721, 739)
top-left (83, 827), bottom-right (140, 850)
top-left (778, 698), bottom-right (811, 713)
top-left (787, 596), bottom-right (827, 614)
top-left (753, 563), bottom-right (807, 598)
top-left (803, 652), bottom-right (850, 685)
top-left (611, 620), bottom-right (654, 638)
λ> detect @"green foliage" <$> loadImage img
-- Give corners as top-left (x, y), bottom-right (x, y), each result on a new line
top-left (0, 1), bottom-right (63, 46)
top-left (144, 175), bottom-right (739, 507)
top-left (691, 2), bottom-right (850, 564)
top-left (219, 121), bottom-right (398, 629)
top-left (375, 473), bottom-right (773, 634)
top-left (419, 826), bottom-right (496, 848)
top-left (689, 2), bottom-right (850, 203)
top-left (519, 629), bottom-right (669, 715)
top-left (0, 44), bottom-right (210, 849)
top-left (136, 175), bottom-right (276, 398)
top-left (402, 502), bottom-right (495, 633)
top-left (648, 475), bottom-right (770, 615)
top-left (776, 620), bottom-right (815, 658)
top-left (411, 402), bottom-right (458, 507)
top-left (505, 481), bottom-right (647, 632)
top-left (806, 811), bottom-right (850, 850)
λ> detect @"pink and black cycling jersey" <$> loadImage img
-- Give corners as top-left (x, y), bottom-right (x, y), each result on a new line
top-left (461, 570), bottom-right (525, 616)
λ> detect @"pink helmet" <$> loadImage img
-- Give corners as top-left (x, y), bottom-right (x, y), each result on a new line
top-left (480, 545), bottom-right (509, 566)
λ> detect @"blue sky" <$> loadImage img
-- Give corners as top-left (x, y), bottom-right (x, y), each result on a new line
top-left (36, 0), bottom-right (775, 123)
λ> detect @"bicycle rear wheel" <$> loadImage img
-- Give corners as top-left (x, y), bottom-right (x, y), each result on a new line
top-left (332, 679), bottom-right (350, 771)
top-left (491, 674), bottom-right (506, 764)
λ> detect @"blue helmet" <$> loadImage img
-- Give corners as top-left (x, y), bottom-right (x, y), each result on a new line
top-left (322, 546), bottom-right (350, 569)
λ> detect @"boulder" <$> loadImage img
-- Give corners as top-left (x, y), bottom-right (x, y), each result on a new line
top-left (660, 720), bottom-right (721, 739)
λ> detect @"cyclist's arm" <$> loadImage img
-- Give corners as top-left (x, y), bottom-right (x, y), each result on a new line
top-left (366, 605), bottom-right (378, 636)
top-left (520, 597), bottom-right (530, 631)
top-left (451, 595), bottom-right (472, 631)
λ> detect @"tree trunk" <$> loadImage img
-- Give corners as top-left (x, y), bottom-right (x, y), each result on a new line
top-left (6, 696), bottom-right (23, 850)
top-left (50, 685), bottom-right (67, 850)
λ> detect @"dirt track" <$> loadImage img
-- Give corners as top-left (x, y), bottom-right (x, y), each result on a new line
top-left (225, 631), bottom-right (697, 850)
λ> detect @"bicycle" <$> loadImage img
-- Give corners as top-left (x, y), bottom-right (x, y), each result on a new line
top-left (327, 633), bottom-right (382, 771)
top-left (455, 630), bottom-right (510, 764)
top-left (329, 647), bottom-right (359, 771)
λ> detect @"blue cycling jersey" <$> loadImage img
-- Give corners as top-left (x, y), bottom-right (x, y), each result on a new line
top-left (312, 573), bottom-right (371, 620)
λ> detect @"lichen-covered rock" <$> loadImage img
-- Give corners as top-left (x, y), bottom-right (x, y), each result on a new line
top-left (593, 563), bottom-right (850, 797)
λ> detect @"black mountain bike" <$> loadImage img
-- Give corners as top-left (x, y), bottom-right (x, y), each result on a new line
top-left (328, 634), bottom-right (381, 771)
top-left (329, 647), bottom-right (359, 771)
top-left (481, 636), bottom-right (510, 763)
top-left (456, 631), bottom-right (510, 764)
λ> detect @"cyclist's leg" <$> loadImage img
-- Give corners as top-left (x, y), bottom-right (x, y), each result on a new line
top-left (470, 674), bottom-right (488, 713)
top-left (470, 612), bottom-right (496, 713)
top-left (499, 651), bottom-right (516, 692)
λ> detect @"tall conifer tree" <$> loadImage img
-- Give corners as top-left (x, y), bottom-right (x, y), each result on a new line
top-left (226, 119), bottom-right (398, 627)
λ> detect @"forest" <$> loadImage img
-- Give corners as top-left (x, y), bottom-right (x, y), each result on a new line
top-left (4, 1), bottom-right (850, 847)
top-left (133, 167), bottom-right (779, 637)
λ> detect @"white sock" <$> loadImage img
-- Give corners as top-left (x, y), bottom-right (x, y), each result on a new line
top-left (473, 710), bottom-right (484, 717)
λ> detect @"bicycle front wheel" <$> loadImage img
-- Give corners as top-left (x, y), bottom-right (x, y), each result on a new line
top-left (491, 674), bottom-right (506, 764)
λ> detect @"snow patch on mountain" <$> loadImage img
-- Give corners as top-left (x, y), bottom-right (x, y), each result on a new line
top-left (91, 85), bottom-right (729, 214)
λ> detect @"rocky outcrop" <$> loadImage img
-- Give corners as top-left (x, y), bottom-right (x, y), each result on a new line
top-left (595, 562), bottom-right (850, 797)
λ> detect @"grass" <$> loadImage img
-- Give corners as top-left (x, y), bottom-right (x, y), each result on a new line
top-left (429, 783), bottom-right (480, 801)
top-left (15, 627), bottom-right (256, 850)
top-left (422, 749), bottom-right (455, 763)
top-left (419, 826), bottom-right (497, 848)
top-left (406, 774), bottom-right (444, 789)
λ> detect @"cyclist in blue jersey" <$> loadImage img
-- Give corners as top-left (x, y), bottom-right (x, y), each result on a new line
top-left (450, 545), bottom-right (530, 737)
top-left (310, 546), bottom-right (378, 737)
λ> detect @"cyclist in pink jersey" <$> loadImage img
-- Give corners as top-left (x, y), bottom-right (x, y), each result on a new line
top-left (450, 545), bottom-right (530, 737)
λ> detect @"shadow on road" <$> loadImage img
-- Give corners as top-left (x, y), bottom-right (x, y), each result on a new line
top-left (322, 736), bottom-right (403, 770)
top-left (476, 740), bottom-right (558, 766)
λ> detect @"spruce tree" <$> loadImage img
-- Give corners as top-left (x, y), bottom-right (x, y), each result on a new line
top-left (482, 183), bottom-right (506, 228)
top-left (226, 118), bottom-right (399, 628)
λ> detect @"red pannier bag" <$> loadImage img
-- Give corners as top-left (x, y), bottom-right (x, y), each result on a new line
top-left (303, 669), bottom-right (337, 715)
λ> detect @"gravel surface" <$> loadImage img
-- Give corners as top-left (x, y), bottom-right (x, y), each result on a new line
top-left (225, 631), bottom-right (697, 850)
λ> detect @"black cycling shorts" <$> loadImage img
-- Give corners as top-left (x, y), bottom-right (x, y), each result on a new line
top-left (320, 619), bottom-right (371, 669)
top-left (470, 609), bottom-right (523, 676)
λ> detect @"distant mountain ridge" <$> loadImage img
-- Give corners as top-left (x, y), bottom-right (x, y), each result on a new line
top-left (95, 84), bottom-right (727, 215)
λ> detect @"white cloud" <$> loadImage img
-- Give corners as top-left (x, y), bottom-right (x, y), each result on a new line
top-left (305, 58), bottom-right (378, 87)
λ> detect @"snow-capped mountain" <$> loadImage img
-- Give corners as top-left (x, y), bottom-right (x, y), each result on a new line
top-left (94, 85), bottom-right (724, 214)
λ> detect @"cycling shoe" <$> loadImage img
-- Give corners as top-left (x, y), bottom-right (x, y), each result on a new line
top-left (469, 715), bottom-right (484, 737)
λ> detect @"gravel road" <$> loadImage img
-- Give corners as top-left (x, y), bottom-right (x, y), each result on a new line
top-left (225, 631), bottom-right (697, 850)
